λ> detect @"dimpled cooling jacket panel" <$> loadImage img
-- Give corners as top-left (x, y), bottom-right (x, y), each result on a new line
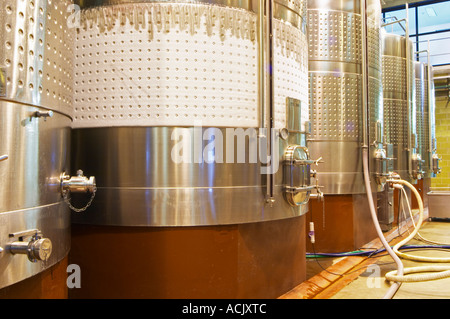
top-left (72, 3), bottom-right (309, 129)
top-left (1, 0), bottom-right (75, 117)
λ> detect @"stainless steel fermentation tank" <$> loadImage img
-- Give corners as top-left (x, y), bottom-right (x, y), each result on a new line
top-left (69, 0), bottom-right (316, 298)
top-left (0, 0), bottom-right (94, 297)
top-left (415, 61), bottom-right (440, 179)
top-left (411, 60), bottom-right (440, 211)
top-left (415, 62), bottom-right (429, 179)
top-left (306, 0), bottom-right (385, 252)
top-left (382, 32), bottom-right (421, 183)
top-left (0, 0), bottom-right (73, 296)
top-left (376, 29), bottom-right (421, 230)
top-left (0, 0), bottom-right (96, 297)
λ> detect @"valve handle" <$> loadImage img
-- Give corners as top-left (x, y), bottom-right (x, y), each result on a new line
top-left (8, 230), bottom-right (52, 262)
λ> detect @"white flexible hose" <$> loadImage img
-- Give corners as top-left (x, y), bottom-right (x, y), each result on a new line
top-left (400, 186), bottom-right (449, 246)
top-left (362, 148), bottom-right (403, 299)
top-left (385, 266), bottom-right (450, 282)
top-left (385, 179), bottom-right (450, 283)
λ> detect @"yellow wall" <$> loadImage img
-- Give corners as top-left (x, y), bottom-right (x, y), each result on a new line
top-left (432, 96), bottom-right (450, 188)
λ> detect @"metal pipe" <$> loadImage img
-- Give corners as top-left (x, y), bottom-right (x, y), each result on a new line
top-left (258, 0), bottom-right (265, 129)
top-left (263, 0), bottom-right (275, 202)
top-left (381, 18), bottom-right (406, 28)
top-left (427, 40), bottom-right (434, 161)
top-left (405, 3), bottom-right (413, 177)
top-left (361, 0), bottom-right (369, 149)
top-left (381, 17), bottom-right (406, 32)
top-left (257, 1), bottom-right (274, 202)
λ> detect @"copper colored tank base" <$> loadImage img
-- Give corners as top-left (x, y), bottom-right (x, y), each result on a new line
top-left (306, 195), bottom-right (378, 253)
top-left (411, 178), bottom-right (430, 210)
top-left (0, 256), bottom-right (69, 299)
top-left (68, 216), bottom-right (306, 299)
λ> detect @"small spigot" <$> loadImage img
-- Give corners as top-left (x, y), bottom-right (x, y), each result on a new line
top-left (432, 153), bottom-right (442, 175)
top-left (34, 110), bottom-right (54, 121)
top-left (310, 163), bottom-right (324, 202)
top-left (386, 172), bottom-right (401, 188)
top-left (8, 229), bottom-right (52, 263)
top-left (61, 170), bottom-right (96, 195)
top-left (60, 170), bottom-right (97, 213)
top-left (313, 157), bottom-right (324, 166)
top-left (411, 153), bottom-right (425, 180)
top-left (310, 179), bottom-right (324, 202)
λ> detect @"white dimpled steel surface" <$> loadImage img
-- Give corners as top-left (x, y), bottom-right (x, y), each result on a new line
top-left (1, 0), bottom-right (74, 117)
top-left (73, 3), bottom-right (309, 129)
top-left (308, 10), bottom-right (362, 64)
top-left (309, 73), bottom-right (361, 141)
top-left (274, 19), bottom-right (309, 129)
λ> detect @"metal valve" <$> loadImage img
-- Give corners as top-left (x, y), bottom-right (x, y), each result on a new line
top-left (61, 170), bottom-right (97, 213)
top-left (283, 145), bottom-right (323, 206)
top-left (8, 229), bottom-right (52, 263)
top-left (411, 153), bottom-right (425, 180)
top-left (61, 170), bottom-right (96, 195)
top-left (432, 153), bottom-right (442, 175)
top-left (374, 147), bottom-right (389, 187)
top-left (34, 110), bottom-right (54, 121)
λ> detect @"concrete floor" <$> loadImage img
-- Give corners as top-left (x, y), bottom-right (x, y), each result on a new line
top-left (330, 220), bottom-right (450, 299)
top-left (281, 212), bottom-right (450, 299)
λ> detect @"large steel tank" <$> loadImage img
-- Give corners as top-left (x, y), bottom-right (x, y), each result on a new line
top-left (69, 0), bottom-right (314, 298)
top-left (415, 61), bottom-right (429, 177)
top-left (71, 0), bottom-right (311, 227)
top-left (382, 32), bottom-right (420, 183)
top-left (411, 60), bottom-right (440, 211)
top-left (0, 0), bottom-right (74, 295)
top-left (307, 0), bottom-right (385, 195)
top-left (415, 61), bottom-right (440, 179)
top-left (305, 0), bottom-right (384, 252)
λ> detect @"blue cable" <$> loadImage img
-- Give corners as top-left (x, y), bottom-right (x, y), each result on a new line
top-left (306, 245), bottom-right (450, 258)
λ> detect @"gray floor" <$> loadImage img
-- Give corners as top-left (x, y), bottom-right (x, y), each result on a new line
top-left (328, 221), bottom-right (450, 299)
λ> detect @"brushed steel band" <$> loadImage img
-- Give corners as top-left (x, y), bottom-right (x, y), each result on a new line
top-left (308, 61), bottom-right (362, 74)
top-left (71, 127), bottom-right (309, 226)
top-left (0, 203), bottom-right (71, 290)
top-left (71, 185), bottom-right (308, 226)
top-left (307, 0), bottom-right (361, 13)
top-left (0, 101), bottom-right (71, 213)
top-left (0, 101), bottom-right (71, 288)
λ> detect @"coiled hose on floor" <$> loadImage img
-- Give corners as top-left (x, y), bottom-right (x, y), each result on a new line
top-left (384, 179), bottom-right (450, 283)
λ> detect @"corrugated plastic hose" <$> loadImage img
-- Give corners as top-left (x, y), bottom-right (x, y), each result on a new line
top-left (384, 179), bottom-right (450, 283)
